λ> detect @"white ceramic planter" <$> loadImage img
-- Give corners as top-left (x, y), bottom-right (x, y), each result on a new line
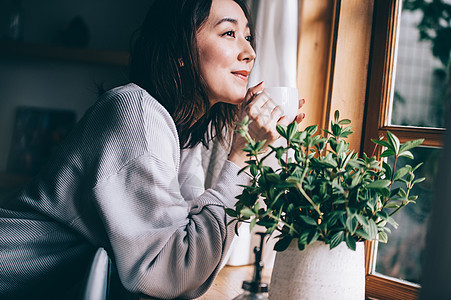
top-left (269, 241), bottom-right (365, 300)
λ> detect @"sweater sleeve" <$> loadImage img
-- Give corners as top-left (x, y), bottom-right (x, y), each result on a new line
top-left (92, 153), bottom-right (248, 299)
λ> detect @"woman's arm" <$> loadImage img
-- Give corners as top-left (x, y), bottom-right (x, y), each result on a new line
top-left (92, 151), bottom-right (247, 299)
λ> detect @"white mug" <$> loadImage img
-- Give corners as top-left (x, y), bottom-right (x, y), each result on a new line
top-left (263, 87), bottom-right (299, 122)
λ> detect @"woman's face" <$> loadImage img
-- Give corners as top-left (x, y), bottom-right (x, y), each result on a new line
top-left (196, 0), bottom-right (256, 106)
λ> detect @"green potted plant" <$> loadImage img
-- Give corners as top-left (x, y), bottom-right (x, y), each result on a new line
top-left (226, 111), bottom-right (425, 299)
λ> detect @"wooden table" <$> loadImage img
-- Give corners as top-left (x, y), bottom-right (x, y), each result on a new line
top-left (197, 265), bottom-right (272, 299)
top-left (140, 264), bottom-right (272, 299)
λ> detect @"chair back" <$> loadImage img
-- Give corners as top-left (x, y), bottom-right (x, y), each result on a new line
top-left (82, 247), bottom-right (110, 300)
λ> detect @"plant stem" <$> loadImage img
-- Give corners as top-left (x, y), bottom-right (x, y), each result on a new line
top-left (388, 204), bottom-right (405, 217)
top-left (297, 183), bottom-right (322, 217)
top-left (295, 150), bottom-right (324, 218)
top-left (285, 141), bottom-right (290, 170)
top-left (268, 212), bottom-right (300, 235)
top-left (384, 154), bottom-right (399, 205)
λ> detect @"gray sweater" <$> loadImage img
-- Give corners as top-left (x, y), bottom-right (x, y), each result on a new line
top-left (0, 83), bottom-right (249, 299)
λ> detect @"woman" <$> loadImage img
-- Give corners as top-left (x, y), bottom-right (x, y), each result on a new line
top-left (0, 0), bottom-right (304, 299)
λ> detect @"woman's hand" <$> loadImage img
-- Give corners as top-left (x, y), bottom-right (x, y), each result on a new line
top-left (228, 82), bottom-right (305, 169)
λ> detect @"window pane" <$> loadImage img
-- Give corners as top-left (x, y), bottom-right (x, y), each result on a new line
top-left (374, 146), bottom-right (440, 284)
top-left (390, 3), bottom-right (449, 128)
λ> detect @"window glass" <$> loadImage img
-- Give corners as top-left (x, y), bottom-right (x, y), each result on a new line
top-left (375, 146), bottom-right (440, 284)
top-left (389, 2), bottom-right (449, 128)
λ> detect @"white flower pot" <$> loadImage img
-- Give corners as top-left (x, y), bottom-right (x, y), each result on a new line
top-left (269, 241), bottom-right (365, 300)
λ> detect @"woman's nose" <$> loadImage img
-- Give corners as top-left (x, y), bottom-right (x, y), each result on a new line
top-left (238, 38), bottom-right (256, 62)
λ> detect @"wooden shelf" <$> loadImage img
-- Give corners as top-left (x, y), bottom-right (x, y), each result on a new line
top-left (0, 41), bottom-right (129, 66)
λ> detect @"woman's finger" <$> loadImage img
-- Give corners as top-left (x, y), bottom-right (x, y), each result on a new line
top-left (244, 81), bottom-right (265, 103)
top-left (295, 112), bottom-right (306, 124)
top-left (248, 91), bottom-right (272, 119)
top-left (277, 115), bottom-right (291, 127)
top-left (298, 98), bottom-right (306, 109)
top-left (270, 105), bottom-right (283, 120)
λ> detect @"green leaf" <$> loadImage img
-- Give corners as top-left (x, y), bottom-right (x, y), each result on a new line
top-left (241, 208), bottom-right (255, 219)
top-left (355, 228), bottom-right (371, 240)
top-left (393, 166), bottom-right (411, 181)
top-left (366, 219), bottom-right (378, 240)
top-left (332, 124), bottom-right (342, 136)
top-left (307, 230), bottom-right (321, 244)
top-left (371, 139), bottom-right (391, 148)
top-left (266, 173), bottom-right (280, 183)
top-left (345, 233), bottom-right (357, 251)
top-left (305, 125), bottom-right (318, 136)
top-left (327, 211), bottom-right (345, 227)
top-left (297, 240), bottom-right (306, 251)
top-left (386, 131), bottom-right (400, 155)
top-left (346, 217), bottom-right (359, 235)
top-left (384, 202), bottom-right (400, 209)
top-left (334, 110), bottom-right (340, 122)
top-left (366, 180), bottom-right (391, 189)
top-left (380, 149), bottom-right (396, 157)
top-left (276, 124), bottom-right (287, 138)
top-left (382, 161), bottom-right (392, 179)
top-left (386, 216), bottom-right (399, 229)
top-left (274, 236), bottom-right (293, 252)
top-left (250, 165), bottom-right (258, 177)
top-left (255, 140), bottom-right (266, 152)
top-left (399, 139), bottom-right (424, 153)
top-left (398, 150), bottom-right (414, 159)
top-left (249, 218), bottom-right (257, 232)
top-left (413, 177), bottom-right (426, 185)
top-left (236, 190), bottom-right (254, 207)
top-left (300, 215), bottom-right (318, 226)
top-left (335, 141), bottom-right (347, 154)
top-left (338, 119), bottom-right (351, 125)
top-left (298, 231), bottom-right (310, 244)
top-left (329, 231), bottom-right (345, 249)
top-left (355, 214), bottom-right (369, 226)
top-left (225, 208), bottom-right (237, 217)
top-left (378, 231), bottom-right (388, 243)
top-left (398, 187), bottom-right (407, 197)
top-left (357, 219), bottom-right (378, 241)
top-left (322, 129), bottom-right (333, 136)
top-left (287, 122), bottom-right (298, 141)
top-left (382, 227), bottom-right (392, 234)
top-left (376, 211), bottom-right (389, 220)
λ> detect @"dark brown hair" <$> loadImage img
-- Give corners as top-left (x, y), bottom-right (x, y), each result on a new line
top-left (129, 0), bottom-right (255, 148)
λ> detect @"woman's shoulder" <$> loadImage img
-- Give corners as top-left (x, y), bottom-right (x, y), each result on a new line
top-left (97, 83), bottom-right (174, 128)
top-left (96, 83), bottom-right (180, 161)
top-left (102, 83), bottom-right (167, 114)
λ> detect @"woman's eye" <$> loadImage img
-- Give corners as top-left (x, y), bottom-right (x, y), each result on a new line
top-left (223, 31), bottom-right (236, 38)
top-left (245, 35), bottom-right (254, 43)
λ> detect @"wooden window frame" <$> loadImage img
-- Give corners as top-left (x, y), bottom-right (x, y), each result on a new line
top-left (297, 0), bottom-right (444, 298)
top-left (363, 0), bottom-right (445, 299)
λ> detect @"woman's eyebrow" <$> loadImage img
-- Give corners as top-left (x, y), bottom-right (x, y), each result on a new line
top-left (215, 17), bottom-right (238, 26)
top-left (215, 17), bottom-right (251, 28)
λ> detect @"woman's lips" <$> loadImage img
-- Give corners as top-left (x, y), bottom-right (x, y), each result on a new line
top-left (232, 70), bottom-right (250, 81)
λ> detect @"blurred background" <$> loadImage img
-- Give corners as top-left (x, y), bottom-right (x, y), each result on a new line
top-left (0, 0), bottom-right (154, 187)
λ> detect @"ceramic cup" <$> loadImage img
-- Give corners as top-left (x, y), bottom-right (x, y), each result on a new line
top-left (263, 87), bottom-right (299, 122)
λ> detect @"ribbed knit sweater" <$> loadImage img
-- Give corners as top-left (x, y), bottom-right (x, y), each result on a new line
top-left (0, 83), bottom-right (249, 299)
